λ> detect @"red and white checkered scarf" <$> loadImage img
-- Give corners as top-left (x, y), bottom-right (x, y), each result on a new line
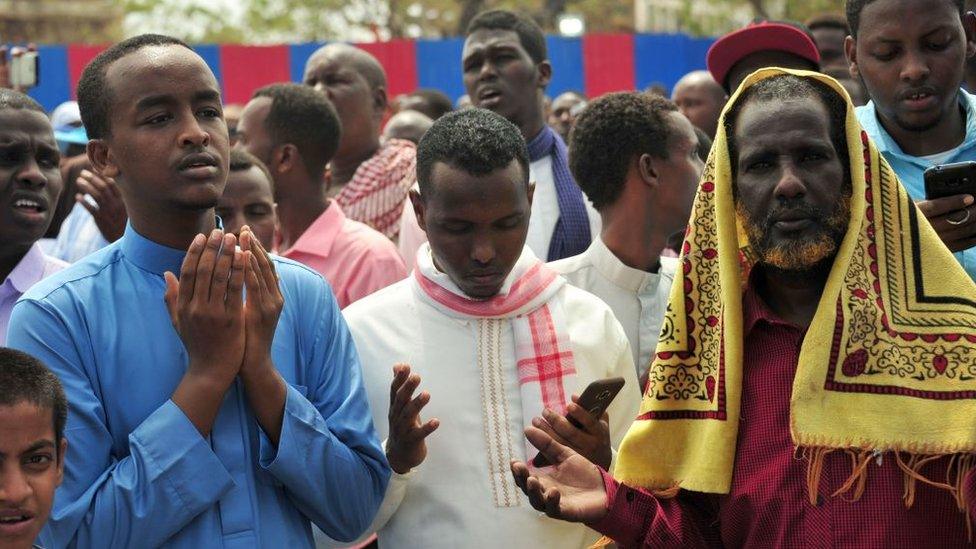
top-left (413, 244), bottom-right (578, 457)
top-left (335, 138), bottom-right (416, 240)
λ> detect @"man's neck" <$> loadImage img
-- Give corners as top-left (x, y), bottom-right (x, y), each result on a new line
top-left (276, 185), bottom-right (330, 252)
top-left (878, 96), bottom-right (967, 157)
top-left (515, 103), bottom-right (547, 144)
top-left (128, 205), bottom-right (217, 251)
top-left (755, 262), bottom-right (830, 329)
top-left (0, 243), bottom-right (31, 282)
top-left (330, 138), bottom-right (380, 188)
top-left (600, 207), bottom-right (666, 272)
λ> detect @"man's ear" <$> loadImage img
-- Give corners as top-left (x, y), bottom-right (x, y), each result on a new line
top-left (536, 60), bottom-right (553, 90)
top-left (845, 35), bottom-right (859, 80)
top-left (964, 12), bottom-right (976, 59)
top-left (372, 85), bottom-right (389, 121)
top-left (410, 188), bottom-right (427, 233)
top-left (87, 140), bottom-right (119, 179)
top-left (56, 436), bottom-right (68, 485)
top-left (638, 153), bottom-right (659, 190)
top-left (274, 144), bottom-right (299, 175)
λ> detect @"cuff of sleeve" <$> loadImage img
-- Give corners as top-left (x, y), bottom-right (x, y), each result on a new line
top-left (260, 383), bottom-right (331, 470)
top-left (130, 400), bottom-right (236, 511)
top-left (587, 469), bottom-right (657, 547)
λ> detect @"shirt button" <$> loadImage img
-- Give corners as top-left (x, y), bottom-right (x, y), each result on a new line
top-left (626, 490), bottom-right (635, 503)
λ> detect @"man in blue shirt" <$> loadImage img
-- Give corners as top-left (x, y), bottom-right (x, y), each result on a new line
top-left (6, 34), bottom-right (389, 548)
top-left (847, 0), bottom-right (976, 280)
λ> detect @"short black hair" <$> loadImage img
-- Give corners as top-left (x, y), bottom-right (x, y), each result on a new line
top-left (253, 83), bottom-right (342, 178)
top-left (0, 348), bottom-right (68, 447)
top-left (724, 74), bottom-right (850, 187)
top-left (847, 0), bottom-right (964, 37)
top-left (0, 88), bottom-right (44, 114)
top-left (466, 10), bottom-right (548, 64)
top-left (77, 34), bottom-right (191, 140)
top-left (568, 92), bottom-right (679, 210)
top-left (805, 12), bottom-right (851, 34)
top-left (408, 88), bottom-right (454, 119)
top-left (416, 108), bottom-right (529, 199)
top-left (228, 148), bottom-right (274, 193)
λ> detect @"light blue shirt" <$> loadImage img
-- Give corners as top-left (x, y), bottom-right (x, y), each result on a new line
top-left (856, 90), bottom-right (976, 281)
top-left (7, 224), bottom-right (390, 548)
top-left (49, 203), bottom-right (109, 263)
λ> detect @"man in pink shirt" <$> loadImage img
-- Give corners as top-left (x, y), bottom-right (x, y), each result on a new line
top-left (0, 90), bottom-right (67, 345)
top-left (237, 83), bottom-right (406, 308)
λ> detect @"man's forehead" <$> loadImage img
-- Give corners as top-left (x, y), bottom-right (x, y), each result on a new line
top-left (105, 45), bottom-right (219, 101)
top-left (463, 29), bottom-right (526, 56)
top-left (0, 109), bottom-right (55, 142)
top-left (858, 0), bottom-right (961, 38)
top-left (734, 97), bottom-right (831, 145)
top-left (225, 168), bottom-right (273, 198)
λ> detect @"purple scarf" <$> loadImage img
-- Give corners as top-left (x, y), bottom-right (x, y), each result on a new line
top-left (526, 126), bottom-right (592, 261)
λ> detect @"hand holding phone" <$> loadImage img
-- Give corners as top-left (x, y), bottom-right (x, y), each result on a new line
top-left (531, 377), bottom-right (625, 470)
top-left (920, 161), bottom-right (976, 252)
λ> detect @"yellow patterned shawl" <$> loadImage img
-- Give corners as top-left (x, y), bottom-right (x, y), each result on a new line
top-left (614, 68), bottom-right (976, 498)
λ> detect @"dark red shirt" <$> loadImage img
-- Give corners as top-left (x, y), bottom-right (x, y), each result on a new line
top-left (592, 285), bottom-right (976, 547)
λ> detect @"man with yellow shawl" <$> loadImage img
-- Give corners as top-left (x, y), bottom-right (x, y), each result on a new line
top-left (510, 68), bottom-right (976, 547)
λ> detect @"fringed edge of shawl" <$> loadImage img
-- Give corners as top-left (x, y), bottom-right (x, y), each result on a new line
top-left (799, 447), bottom-right (975, 541)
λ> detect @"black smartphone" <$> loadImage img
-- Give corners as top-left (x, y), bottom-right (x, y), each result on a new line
top-left (531, 376), bottom-right (626, 467)
top-left (924, 161), bottom-right (976, 200)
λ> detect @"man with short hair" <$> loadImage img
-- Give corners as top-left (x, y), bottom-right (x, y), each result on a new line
top-left (671, 70), bottom-right (727, 139)
top-left (0, 89), bottom-right (66, 347)
top-left (382, 110), bottom-right (434, 144)
top-left (303, 44), bottom-right (416, 240)
top-left (237, 83), bottom-right (406, 308)
top-left (343, 108), bottom-right (640, 548)
top-left (510, 70), bottom-right (976, 547)
top-left (806, 12), bottom-right (852, 70)
top-left (396, 88), bottom-right (453, 120)
top-left (7, 34), bottom-right (389, 547)
top-left (548, 91), bottom-right (586, 142)
top-left (848, 0), bottom-right (976, 281)
top-left (217, 149), bottom-right (277, 249)
top-left (707, 20), bottom-right (821, 93)
top-left (0, 348), bottom-right (67, 549)
top-left (551, 93), bottom-right (702, 381)
top-left (462, 10), bottom-right (600, 261)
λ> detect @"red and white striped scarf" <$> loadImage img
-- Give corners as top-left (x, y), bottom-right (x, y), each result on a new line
top-left (413, 244), bottom-right (578, 458)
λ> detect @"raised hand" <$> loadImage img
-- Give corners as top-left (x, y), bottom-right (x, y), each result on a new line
top-left (75, 169), bottom-right (127, 243)
top-left (917, 194), bottom-right (976, 252)
top-left (532, 394), bottom-right (612, 469)
top-left (510, 427), bottom-right (608, 524)
top-left (386, 364), bottom-right (439, 474)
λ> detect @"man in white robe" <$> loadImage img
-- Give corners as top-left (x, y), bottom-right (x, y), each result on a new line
top-left (343, 108), bottom-right (640, 548)
top-left (551, 93), bottom-right (704, 382)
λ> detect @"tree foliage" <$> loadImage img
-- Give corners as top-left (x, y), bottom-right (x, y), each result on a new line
top-left (121, 0), bottom-right (848, 43)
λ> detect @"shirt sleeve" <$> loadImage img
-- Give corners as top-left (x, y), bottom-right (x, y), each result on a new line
top-left (256, 277), bottom-right (391, 543)
top-left (589, 471), bottom-right (720, 548)
top-left (6, 300), bottom-right (236, 548)
top-left (342, 246), bottom-right (409, 309)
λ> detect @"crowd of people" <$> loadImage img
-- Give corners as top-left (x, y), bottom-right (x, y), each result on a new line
top-left (4, 0), bottom-right (976, 547)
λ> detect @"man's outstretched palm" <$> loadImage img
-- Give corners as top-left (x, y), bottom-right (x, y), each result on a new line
top-left (510, 426), bottom-right (609, 524)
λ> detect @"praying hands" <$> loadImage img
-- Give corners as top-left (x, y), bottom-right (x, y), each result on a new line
top-left (163, 227), bottom-right (287, 443)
